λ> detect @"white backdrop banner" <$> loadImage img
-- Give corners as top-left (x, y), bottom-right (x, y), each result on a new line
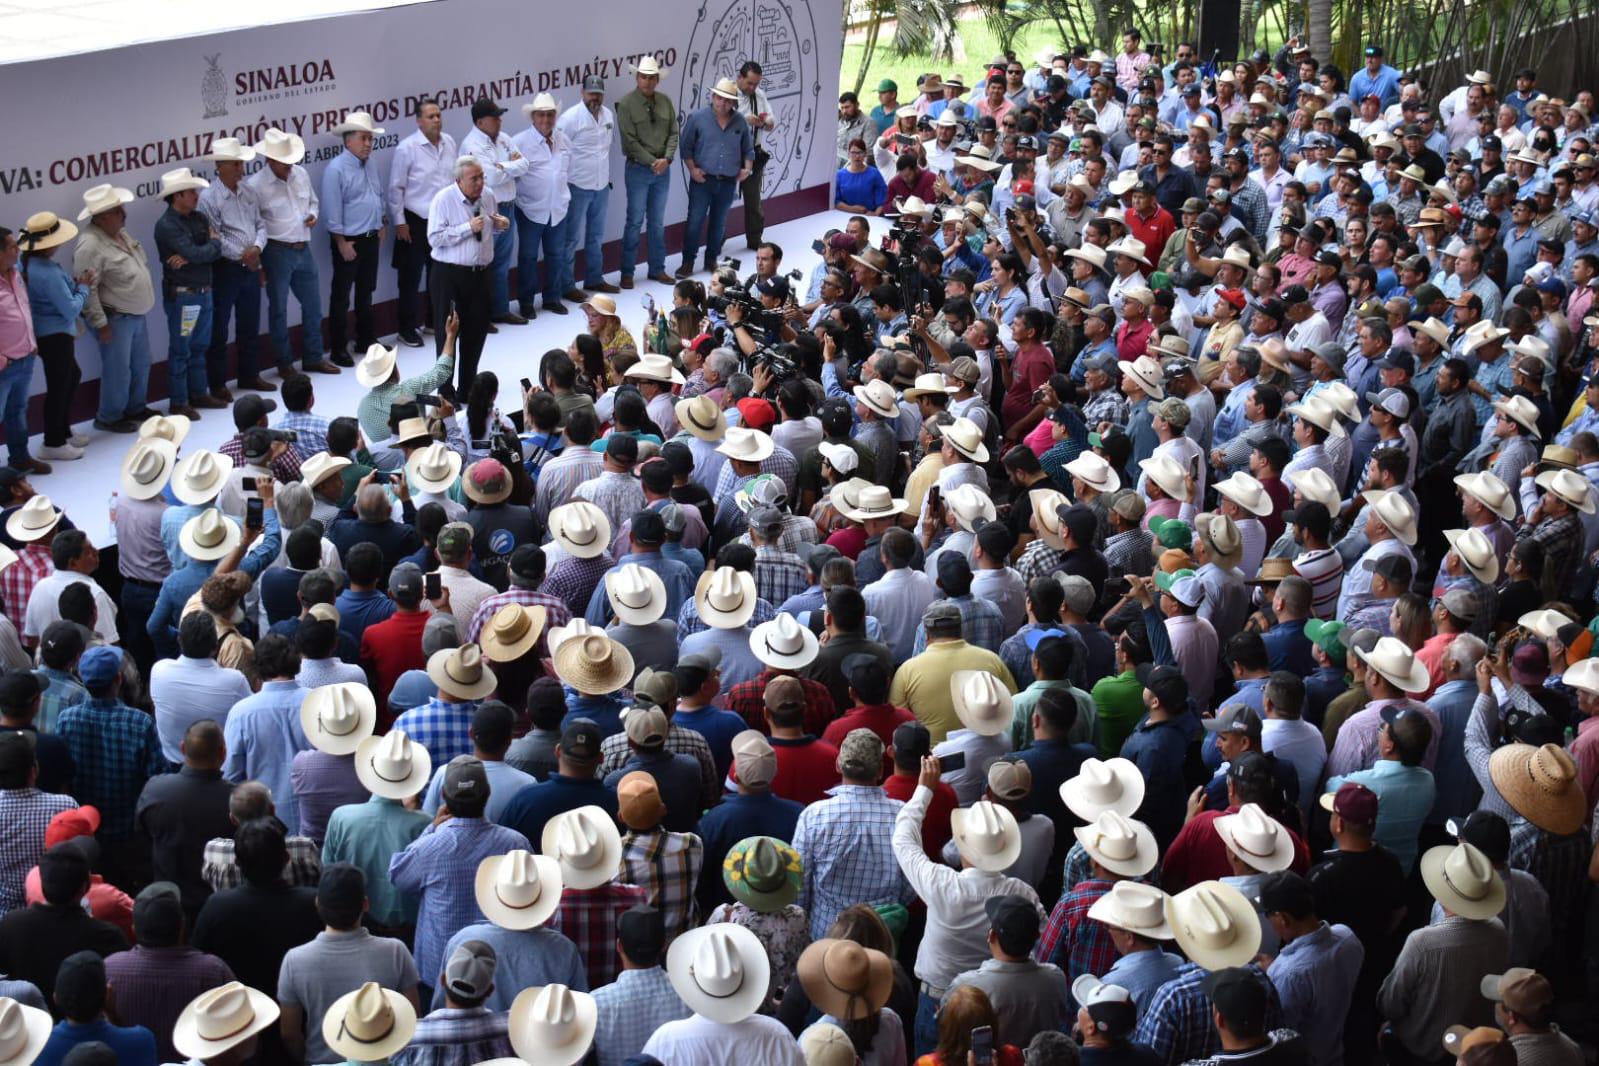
top-left (0, 0), bottom-right (841, 395)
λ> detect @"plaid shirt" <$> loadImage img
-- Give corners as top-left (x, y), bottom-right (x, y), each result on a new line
top-left (712, 444), bottom-right (799, 503)
top-left (0, 788), bottom-right (76, 913)
top-left (911, 594), bottom-right (1006, 655)
top-left (792, 784), bottom-right (910, 939)
top-left (274, 411), bottom-right (331, 458)
top-left (752, 546), bottom-right (809, 607)
top-left (1016, 540), bottom-right (1070, 586)
top-left (725, 669), bottom-right (837, 737)
top-left (558, 882), bottom-right (649, 988)
top-left (675, 594), bottom-right (777, 642)
top-left (1136, 962), bottom-right (1282, 1066)
top-left (1038, 878), bottom-right (1119, 985)
top-left (1509, 817), bottom-right (1588, 952)
top-left (1105, 528), bottom-right (1155, 577)
top-left (36, 666), bottom-right (85, 734)
top-left (389, 1007), bottom-right (511, 1066)
top-left (573, 471), bottom-right (646, 543)
top-left (1082, 388), bottom-right (1130, 428)
top-left (0, 545), bottom-right (51, 632)
top-left (535, 448), bottom-right (605, 527)
top-left (592, 965), bottom-right (692, 1066)
top-left (542, 553), bottom-right (615, 617)
top-left (219, 431), bottom-right (303, 482)
top-left (465, 587), bottom-right (572, 658)
top-left (57, 697), bottom-right (165, 840)
top-left (201, 834), bottom-right (321, 891)
top-left (619, 828), bottom-right (703, 942)
top-left (738, 514), bottom-right (819, 556)
top-left (1517, 511), bottom-right (1583, 601)
top-left (392, 698), bottom-right (479, 768)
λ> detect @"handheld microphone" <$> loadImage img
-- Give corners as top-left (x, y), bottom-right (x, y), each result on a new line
top-left (473, 199), bottom-right (485, 242)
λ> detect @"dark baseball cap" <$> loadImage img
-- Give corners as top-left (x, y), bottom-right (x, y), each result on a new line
top-left (618, 904), bottom-right (666, 963)
top-left (232, 393), bottom-right (278, 430)
top-left (0, 670), bottom-right (43, 709)
top-left (560, 719), bottom-right (603, 762)
top-left (893, 720), bottom-right (932, 761)
top-left (1321, 780), bottom-right (1379, 825)
top-left (985, 895), bottom-right (1041, 954)
top-left (630, 510), bottom-right (666, 546)
top-left (1204, 967), bottom-right (1269, 1031)
top-left (471, 98), bottom-right (508, 120)
top-left (441, 755), bottom-right (489, 805)
top-left (1448, 810), bottom-right (1510, 864)
top-left (1255, 870), bottom-right (1316, 917)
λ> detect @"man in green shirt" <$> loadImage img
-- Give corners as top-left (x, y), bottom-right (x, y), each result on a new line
top-left (1091, 631), bottom-right (1153, 756)
top-left (1010, 630), bottom-right (1095, 749)
top-left (614, 55), bottom-right (679, 289)
top-left (869, 79), bottom-right (900, 137)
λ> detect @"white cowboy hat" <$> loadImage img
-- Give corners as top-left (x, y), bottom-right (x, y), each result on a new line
top-left (818, 441), bottom-right (859, 475)
top-left (1463, 320), bottom-right (1510, 353)
top-left (956, 151), bottom-right (1004, 173)
top-left (1356, 635), bottom-right (1432, 693)
top-left (944, 483), bottom-right (995, 533)
top-left (138, 413), bottom-right (192, 446)
top-left (172, 449), bottom-right (235, 505)
top-left (1065, 452), bottom-right (1120, 493)
top-left (950, 670), bottom-right (1012, 737)
top-left (829, 478), bottom-right (873, 516)
top-left (1107, 172), bottom-right (1139, 196)
top-left (322, 983), bottom-right (416, 1062)
top-left (406, 441), bottom-right (463, 495)
top-left (1194, 511), bottom-right (1244, 566)
top-left (393, 416), bottom-right (434, 448)
top-left (950, 800), bottom-right (1023, 872)
top-left (1164, 880), bottom-right (1262, 970)
top-left (203, 137), bottom-right (257, 162)
top-left (1139, 454), bottom-right (1190, 501)
top-left (1214, 803), bottom-right (1295, 873)
top-left (1029, 488), bottom-right (1070, 549)
top-left (1443, 528), bottom-right (1500, 585)
top-left (1122, 355), bottom-right (1166, 398)
top-left (1453, 470), bottom-right (1517, 520)
top-left (120, 438), bottom-right (178, 501)
top-left (18, 212), bottom-right (77, 253)
top-left (1087, 880), bottom-right (1174, 939)
top-left (549, 501), bottom-right (612, 559)
top-left (675, 395), bottom-right (727, 441)
top-left (710, 77), bottom-right (741, 101)
top-left (1107, 236), bottom-right (1152, 268)
top-left (1492, 395), bottom-right (1543, 437)
top-left (716, 427), bottom-right (775, 463)
top-left (1536, 468), bottom-right (1597, 513)
top-left (751, 613), bottom-right (820, 671)
top-left (428, 645), bottom-right (499, 700)
top-left (253, 127), bottom-right (306, 165)
top-left (1074, 811), bottom-right (1158, 877)
top-left (554, 633), bottom-right (633, 695)
top-left (667, 924), bottom-right (771, 1024)
top-left (480, 603), bottom-right (547, 662)
top-left (476, 850), bottom-right (564, 931)
top-left (1060, 757), bottom-right (1146, 821)
top-left (299, 451), bottom-right (352, 491)
top-left (1285, 396), bottom-right (1347, 437)
top-left (1466, 69), bottom-right (1493, 84)
top-left (853, 379), bottom-right (899, 420)
top-left (1284, 467), bottom-right (1340, 511)
top-left (694, 567), bottom-right (759, 630)
top-left (354, 729), bottom-right (432, 800)
top-left (178, 509), bottom-right (241, 562)
top-left (903, 373), bottom-right (952, 400)
top-left (625, 353), bottom-right (686, 385)
top-left (508, 984), bottom-right (597, 1066)
top-left (541, 805), bottom-right (624, 890)
top-left (157, 167), bottom-right (209, 198)
top-left (1361, 489), bottom-right (1418, 545)
top-left (1412, 317), bottom-right (1452, 347)
top-left (1214, 472), bottom-right (1273, 517)
top-left (1420, 842), bottom-right (1505, 920)
top-left (894, 195), bottom-right (935, 217)
top-left (606, 564), bottom-right (669, 626)
top-left (546, 619), bottom-right (597, 657)
top-left (77, 184), bottom-right (134, 220)
top-left (1518, 608), bottom-right (1572, 640)
top-left (940, 416), bottom-right (988, 462)
top-left (300, 682), bottom-right (378, 756)
top-left (1316, 382), bottom-right (1360, 422)
top-left (331, 110), bottom-right (386, 135)
top-left (633, 55), bottom-right (669, 77)
top-left (1566, 657), bottom-right (1599, 697)
top-left (173, 982), bottom-right (279, 1061)
top-left (843, 484), bottom-right (909, 524)
top-left (1065, 244), bottom-right (1109, 272)
top-left (523, 93), bottom-right (560, 115)
top-left (355, 343), bottom-right (399, 387)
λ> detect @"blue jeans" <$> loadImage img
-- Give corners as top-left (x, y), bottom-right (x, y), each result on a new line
top-left (515, 207), bottom-right (567, 310)
top-left (565, 183), bottom-right (609, 288)
top-left (490, 207), bottom-right (516, 315)
top-left (207, 258), bottom-right (262, 384)
top-left (96, 312), bottom-right (152, 423)
top-left (913, 990), bottom-right (940, 1059)
top-left (0, 356), bottom-right (34, 465)
top-left (621, 162), bottom-right (670, 279)
top-left (681, 175), bottom-right (738, 271)
top-left (164, 290), bottom-right (213, 405)
top-left (261, 241), bottom-right (324, 367)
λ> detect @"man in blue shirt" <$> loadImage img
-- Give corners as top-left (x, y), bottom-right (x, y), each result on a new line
top-left (585, 511), bottom-right (695, 626)
top-left (1260, 576), bottom-right (1315, 675)
top-left (675, 78), bottom-right (753, 278)
top-left (320, 110), bottom-right (387, 366)
top-left (1258, 871), bottom-right (1364, 1066)
top-left (1119, 665), bottom-right (1192, 849)
top-left (1348, 46), bottom-right (1402, 109)
top-left (1324, 705), bottom-right (1435, 874)
top-left (36, 951), bottom-right (155, 1066)
top-left (693, 729), bottom-right (801, 914)
top-left (496, 720), bottom-right (618, 847)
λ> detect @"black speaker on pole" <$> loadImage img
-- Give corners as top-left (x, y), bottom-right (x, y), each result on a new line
top-left (1197, 0), bottom-right (1241, 64)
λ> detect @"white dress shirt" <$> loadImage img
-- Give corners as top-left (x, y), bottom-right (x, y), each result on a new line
top-left (643, 1014), bottom-right (803, 1066)
top-left (149, 656), bottom-right (255, 763)
top-left (971, 566), bottom-right (1027, 632)
top-left (509, 125), bottom-right (573, 225)
top-left (932, 729), bottom-right (1015, 805)
top-left (23, 570), bottom-right (118, 644)
top-left (427, 184), bottom-right (498, 267)
top-left (197, 179), bottom-right (266, 261)
top-left (556, 102), bottom-right (616, 191)
top-left (387, 129), bottom-right (458, 220)
top-left (460, 126), bottom-right (529, 205)
top-left (737, 84), bottom-right (774, 149)
top-left (861, 566), bottom-right (936, 662)
top-left (247, 165), bottom-right (318, 243)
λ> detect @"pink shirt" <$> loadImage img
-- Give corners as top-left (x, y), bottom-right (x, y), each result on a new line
top-left (0, 269), bottom-right (35, 363)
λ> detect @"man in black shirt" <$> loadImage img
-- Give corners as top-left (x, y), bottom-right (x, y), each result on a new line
top-left (0, 846), bottom-right (127, 1003)
top-left (1200, 967), bottom-right (1310, 1065)
top-left (0, 666), bottom-right (73, 795)
top-left (134, 720), bottom-right (234, 918)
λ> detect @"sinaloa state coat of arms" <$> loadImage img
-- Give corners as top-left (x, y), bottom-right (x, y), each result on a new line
top-left (202, 54), bottom-right (228, 119)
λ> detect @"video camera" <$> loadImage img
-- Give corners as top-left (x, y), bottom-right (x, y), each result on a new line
top-left (752, 344), bottom-right (801, 385)
top-left (705, 269), bottom-right (787, 339)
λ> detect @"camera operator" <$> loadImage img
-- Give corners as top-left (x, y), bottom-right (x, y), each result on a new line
top-left (1005, 196), bottom-right (1068, 310)
top-left (724, 275), bottom-right (795, 355)
top-left (742, 241), bottom-right (785, 290)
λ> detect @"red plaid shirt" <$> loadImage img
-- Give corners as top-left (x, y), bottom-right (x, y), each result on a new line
top-left (725, 669), bottom-right (837, 737)
top-left (0, 544), bottom-right (52, 631)
top-left (557, 881), bottom-right (649, 989)
top-left (219, 432), bottom-right (303, 482)
top-left (1038, 877), bottom-right (1119, 984)
top-left (464, 587), bottom-right (573, 659)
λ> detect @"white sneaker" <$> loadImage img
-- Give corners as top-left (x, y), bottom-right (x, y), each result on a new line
top-left (37, 444), bottom-right (84, 461)
top-left (68, 433), bottom-right (90, 448)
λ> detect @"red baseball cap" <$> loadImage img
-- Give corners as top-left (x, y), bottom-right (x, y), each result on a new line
top-left (1319, 782), bottom-right (1378, 826)
top-left (46, 806), bottom-right (100, 848)
top-left (736, 398), bottom-right (777, 432)
top-left (1013, 179), bottom-right (1035, 196)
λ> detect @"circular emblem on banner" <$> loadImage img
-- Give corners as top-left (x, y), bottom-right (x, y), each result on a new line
top-left (489, 529), bottom-right (516, 556)
top-left (682, 0), bottom-right (822, 196)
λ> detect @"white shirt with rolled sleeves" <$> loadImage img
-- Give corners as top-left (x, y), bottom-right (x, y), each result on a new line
top-left (427, 184), bottom-right (499, 267)
top-left (459, 126), bottom-right (529, 206)
top-left (387, 129), bottom-right (458, 221)
top-left (557, 102), bottom-right (616, 192)
top-left (737, 84), bottom-right (774, 148)
top-left (197, 180), bottom-right (266, 261)
top-left (247, 164), bottom-right (318, 243)
top-left (509, 124), bottom-right (573, 225)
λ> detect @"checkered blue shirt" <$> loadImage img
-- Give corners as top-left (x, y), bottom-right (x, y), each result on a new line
top-left (1135, 961), bottom-right (1282, 1065)
top-left (541, 553), bottom-right (615, 617)
top-left (36, 667), bottom-right (85, 734)
top-left (391, 698), bottom-right (479, 768)
top-left (57, 697), bottom-right (165, 840)
top-left (592, 965), bottom-right (691, 1066)
top-left (911, 594), bottom-right (1006, 654)
top-left (792, 784), bottom-right (911, 940)
top-left (0, 788), bottom-right (76, 913)
top-left (1015, 540), bottom-right (1070, 586)
top-left (274, 411), bottom-right (331, 459)
top-left (675, 594), bottom-right (777, 643)
top-left (752, 546), bottom-right (809, 607)
top-left (711, 444), bottom-right (799, 503)
top-left (465, 588), bottom-right (573, 655)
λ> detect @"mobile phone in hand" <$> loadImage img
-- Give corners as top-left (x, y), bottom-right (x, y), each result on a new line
top-left (425, 572), bottom-right (442, 600)
top-left (241, 476), bottom-right (257, 492)
top-left (971, 1026), bottom-right (993, 1066)
top-left (245, 497), bottom-right (264, 530)
top-left (521, 377), bottom-right (533, 393)
top-left (928, 486), bottom-right (942, 510)
top-left (939, 750), bottom-right (966, 773)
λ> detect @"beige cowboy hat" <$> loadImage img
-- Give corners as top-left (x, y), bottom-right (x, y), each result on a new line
top-left (428, 644), bottom-right (499, 700)
top-left (1463, 320), bottom-right (1510, 353)
top-left (541, 805), bottom-right (624, 890)
top-left (481, 603), bottom-right (548, 661)
top-left (1075, 810), bottom-right (1158, 877)
top-left (253, 127), bottom-right (306, 165)
top-left (894, 195), bottom-right (935, 218)
top-left (1065, 243), bottom-right (1109, 272)
top-left (632, 55), bottom-right (669, 77)
top-left (1063, 452), bottom-right (1119, 493)
top-left (554, 633), bottom-right (633, 694)
top-left (406, 441), bottom-right (463, 495)
top-left (1122, 355), bottom-right (1166, 399)
top-left (1087, 880), bottom-right (1174, 939)
top-left (173, 982), bottom-right (279, 1061)
top-left (695, 567), bottom-right (759, 629)
top-left (626, 353), bottom-right (686, 385)
top-left (903, 373), bottom-right (952, 400)
top-left (549, 501), bottom-right (612, 558)
top-left (1518, 609), bottom-right (1572, 640)
top-left (797, 940), bottom-right (895, 1022)
top-left (300, 682), bottom-right (378, 756)
top-left (710, 77), bottom-right (741, 101)
top-left (1285, 467), bottom-right (1340, 511)
top-left (675, 394), bottom-right (727, 441)
top-left (1029, 488), bottom-right (1070, 549)
top-left (138, 413), bottom-right (192, 446)
top-left (1164, 880), bottom-right (1262, 970)
top-left (950, 799), bottom-right (1023, 872)
top-left (172, 449), bottom-right (235, 505)
top-left (844, 484), bottom-right (909, 524)
top-left (300, 452), bottom-right (352, 492)
top-left (322, 983), bottom-right (416, 1062)
top-left (203, 137), bottom-right (257, 163)
top-left (1138, 453), bottom-right (1190, 501)
top-left (1412, 316), bottom-right (1451, 347)
top-left (476, 849), bottom-right (564, 930)
top-left (523, 92), bottom-right (560, 116)
top-left (956, 149), bottom-right (1004, 173)
top-left (1453, 470), bottom-right (1516, 521)
top-left (751, 613), bottom-right (820, 671)
top-left (392, 416), bottom-right (435, 449)
top-left (1214, 802), bottom-right (1295, 873)
top-left (508, 984), bottom-right (597, 1066)
top-left (354, 729), bottom-right (432, 799)
top-left (546, 619), bottom-right (596, 657)
top-left (944, 483), bottom-right (996, 533)
top-left (1361, 489), bottom-right (1418, 544)
top-left (1218, 245), bottom-right (1255, 274)
top-left (331, 109), bottom-right (386, 135)
top-left (1285, 396), bottom-right (1347, 437)
top-left (940, 417), bottom-right (988, 462)
top-left (177, 508), bottom-right (241, 562)
top-left (828, 477), bottom-right (872, 516)
top-left (1060, 758), bottom-right (1146, 821)
top-left (1214, 472), bottom-right (1273, 517)
top-left (716, 426), bottom-right (775, 463)
top-left (1149, 334), bottom-right (1192, 361)
top-left (157, 167), bottom-right (209, 198)
top-left (1107, 236), bottom-right (1152, 268)
top-left (853, 379), bottom-right (899, 420)
top-left (120, 438), bottom-right (178, 501)
top-left (1442, 528), bottom-right (1499, 585)
top-left (1420, 841), bottom-right (1506, 919)
top-left (582, 294), bottom-right (620, 318)
top-left (1316, 381), bottom-right (1360, 421)
top-left (667, 924), bottom-right (771, 1024)
top-left (1492, 395), bottom-right (1543, 438)
top-left (606, 564), bottom-right (669, 626)
top-left (355, 343), bottom-right (399, 387)
top-left (1489, 743), bottom-right (1587, 834)
top-left (77, 183), bottom-right (134, 220)
top-left (1194, 511), bottom-right (1244, 566)
top-left (18, 212), bottom-right (77, 253)
top-left (1535, 468), bottom-right (1597, 513)
top-left (950, 670), bottom-right (1012, 737)
top-left (1356, 635), bottom-right (1431, 694)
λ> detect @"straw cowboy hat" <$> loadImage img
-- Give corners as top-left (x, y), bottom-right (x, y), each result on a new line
top-left (1356, 636), bottom-right (1432, 694)
top-left (522, 93), bottom-right (560, 116)
top-left (667, 924), bottom-right (771, 1024)
top-left (253, 127), bottom-right (306, 165)
top-left (1420, 841), bottom-right (1506, 919)
top-left (508, 984), bottom-right (597, 1066)
top-left (480, 604), bottom-right (547, 661)
top-left (853, 379), bottom-right (899, 420)
top-left (1492, 395), bottom-right (1543, 437)
top-left (299, 452), bottom-right (352, 492)
top-left (722, 836), bottom-right (802, 913)
top-left (751, 613), bottom-right (820, 671)
top-left (716, 427), bottom-right (775, 463)
top-left (541, 805), bottom-right (624, 890)
top-left (1316, 381), bottom-right (1360, 422)
top-left (626, 353), bottom-right (686, 385)
top-left (1443, 528), bottom-right (1499, 585)
top-left (1066, 453), bottom-right (1120, 493)
top-left (1164, 881), bottom-right (1262, 970)
top-left (950, 799), bottom-right (1023, 872)
top-left (428, 645), bottom-right (499, 700)
top-left (546, 619), bottom-right (596, 657)
top-left (1285, 467), bottom-right (1340, 511)
top-left (1214, 472), bottom-right (1273, 517)
top-left (172, 449), bottom-right (235, 505)
top-left (1108, 236), bottom-right (1152, 269)
top-left (1121, 355), bottom-right (1165, 399)
top-left (1536, 468), bottom-right (1597, 513)
top-left (675, 394), bottom-right (727, 441)
top-left (1087, 880), bottom-right (1174, 940)
top-left (1361, 489), bottom-right (1418, 544)
top-left (1214, 803), bottom-right (1295, 873)
top-left (695, 567), bottom-right (759, 629)
top-left (300, 682), bottom-right (377, 756)
top-left (797, 940), bottom-right (894, 1022)
top-left (549, 502), bottom-right (611, 558)
top-left (1518, 609), bottom-right (1572, 640)
top-left (476, 850), bottom-right (564, 930)
top-left (354, 729), bottom-right (432, 800)
top-left (944, 483), bottom-right (995, 533)
top-left (331, 110), bottom-right (386, 135)
top-left (355, 343), bottom-right (399, 387)
top-left (322, 982), bottom-right (416, 1062)
top-left (554, 633), bottom-right (633, 695)
top-left (1139, 454), bottom-right (1191, 501)
top-left (844, 484), bottom-right (908, 525)
top-left (203, 137), bottom-right (257, 162)
top-left (606, 564), bottom-right (668, 626)
top-left (139, 412), bottom-right (192, 446)
top-left (1285, 396), bottom-right (1346, 437)
top-left (157, 168), bottom-right (209, 198)
top-left (120, 438), bottom-right (178, 501)
top-left (173, 983), bottom-right (279, 1061)
top-left (1248, 557), bottom-right (1298, 587)
top-left (1454, 470), bottom-right (1517, 521)
top-left (1065, 243), bottom-right (1109, 273)
top-left (1490, 743), bottom-right (1587, 834)
top-left (1075, 810), bottom-right (1158, 877)
top-left (951, 671), bottom-right (1012, 737)
top-left (1029, 488), bottom-right (1070, 549)
top-left (178, 509), bottom-right (241, 562)
top-left (18, 212), bottom-right (77, 253)
top-left (393, 416), bottom-right (434, 449)
top-left (1193, 512), bottom-right (1244, 567)
top-left (583, 294), bottom-right (620, 317)
top-left (77, 184), bottom-right (134, 220)
top-left (710, 77), bottom-right (741, 101)
top-left (406, 441), bottom-right (463, 495)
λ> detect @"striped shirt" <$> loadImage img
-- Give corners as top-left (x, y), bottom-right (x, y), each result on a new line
top-left (1293, 546), bottom-right (1344, 620)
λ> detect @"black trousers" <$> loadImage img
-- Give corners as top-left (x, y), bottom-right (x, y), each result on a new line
top-left (393, 209), bottom-right (433, 332)
top-left (327, 231), bottom-right (380, 357)
top-left (35, 332), bottom-right (80, 447)
top-left (740, 157), bottom-right (766, 248)
top-left (430, 261), bottom-right (490, 393)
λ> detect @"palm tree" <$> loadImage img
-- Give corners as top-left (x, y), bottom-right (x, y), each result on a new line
top-left (848, 0), bottom-right (966, 96)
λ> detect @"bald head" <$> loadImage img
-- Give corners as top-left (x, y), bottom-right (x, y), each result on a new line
top-left (181, 719), bottom-right (225, 769)
top-left (355, 485), bottom-right (391, 520)
top-left (228, 781), bottom-right (277, 825)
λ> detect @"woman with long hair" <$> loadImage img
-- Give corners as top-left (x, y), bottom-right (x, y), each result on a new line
top-left (915, 985), bottom-right (1022, 1066)
top-left (569, 333), bottom-right (606, 400)
top-left (460, 370), bottom-right (515, 463)
top-left (19, 213), bottom-right (91, 460)
top-left (778, 904), bottom-right (918, 1047)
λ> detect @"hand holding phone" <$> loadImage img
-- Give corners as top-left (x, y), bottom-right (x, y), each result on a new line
top-left (425, 572), bottom-right (442, 601)
top-left (971, 1025), bottom-right (993, 1066)
top-left (245, 497), bottom-right (264, 530)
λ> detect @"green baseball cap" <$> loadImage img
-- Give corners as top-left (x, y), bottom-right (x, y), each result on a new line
top-left (877, 79), bottom-right (899, 94)
top-left (1304, 619), bottom-right (1349, 662)
top-left (1148, 516), bottom-right (1193, 551)
top-left (1153, 567), bottom-right (1196, 593)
